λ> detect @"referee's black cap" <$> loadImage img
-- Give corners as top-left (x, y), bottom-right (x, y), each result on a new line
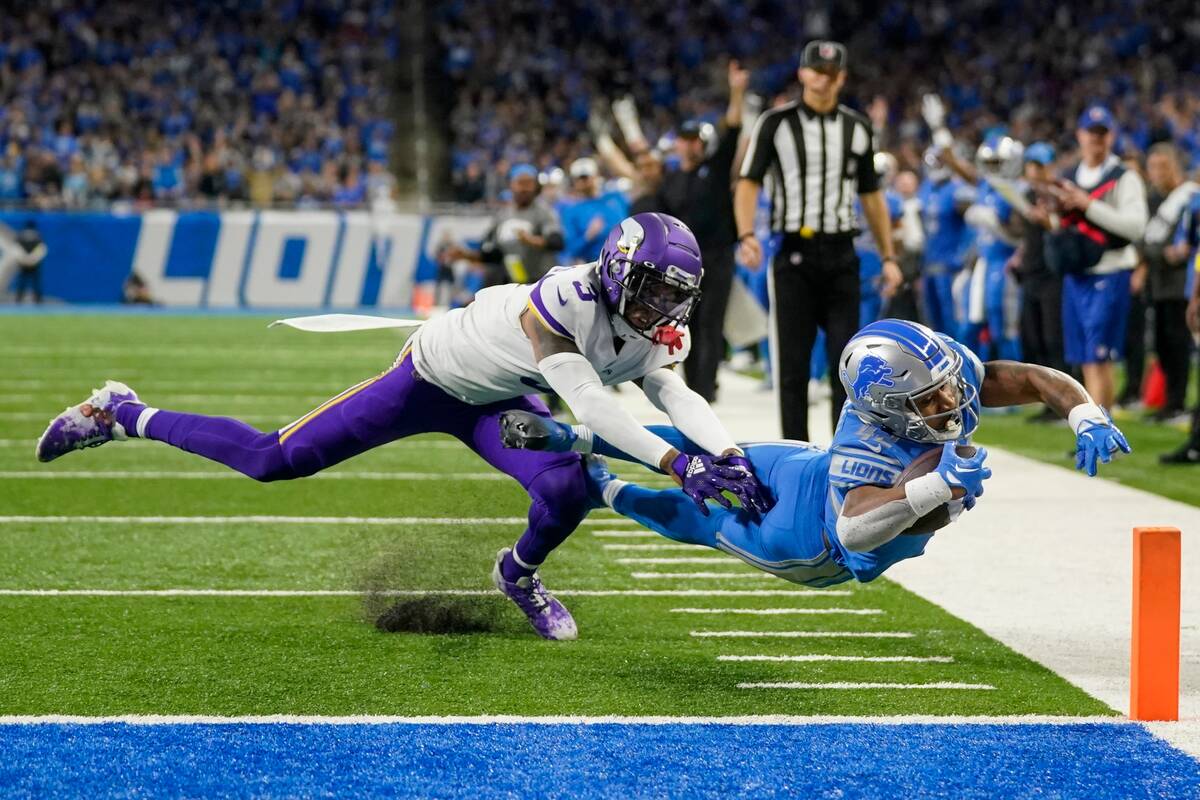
top-left (802, 40), bottom-right (847, 71)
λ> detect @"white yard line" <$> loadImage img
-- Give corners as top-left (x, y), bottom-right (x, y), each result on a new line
top-left (602, 544), bottom-right (705, 551)
top-left (1, 471), bottom-right (511, 481)
top-left (591, 530), bottom-right (658, 538)
top-left (671, 607), bottom-right (883, 616)
top-left (738, 682), bottom-right (997, 691)
top-left (0, 713), bottom-right (1125, 726)
top-left (631, 572), bottom-right (776, 580)
top-left (718, 655), bottom-right (953, 663)
top-left (692, 631), bottom-right (914, 639)
top-left (0, 515), bottom-right (641, 526)
top-left (617, 557), bottom-right (739, 565)
top-left (0, 588), bottom-right (831, 598)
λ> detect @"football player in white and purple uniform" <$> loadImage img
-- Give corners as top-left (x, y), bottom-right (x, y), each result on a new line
top-left (35, 212), bottom-right (768, 640)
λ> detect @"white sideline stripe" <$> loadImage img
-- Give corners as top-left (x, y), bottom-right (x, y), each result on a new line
top-left (672, 608), bottom-right (883, 616)
top-left (739, 682), bottom-right (997, 691)
top-left (0, 589), bottom-right (827, 598)
top-left (592, 530), bottom-right (657, 538)
top-left (0, 714), bottom-right (1122, 726)
top-left (718, 655), bottom-right (953, 663)
top-left (692, 631), bottom-right (914, 639)
top-left (1, 471), bottom-right (511, 482)
top-left (602, 544), bottom-right (704, 551)
top-left (617, 557), bottom-right (741, 565)
top-left (0, 516), bottom-right (641, 526)
top-left (632, 572), bottom-right (777, 580)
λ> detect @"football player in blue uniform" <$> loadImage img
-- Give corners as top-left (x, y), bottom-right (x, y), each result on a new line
top-left (917, 150), bottom-right (976, 338)
top-left (501, 319), bottom-right (1130, 586)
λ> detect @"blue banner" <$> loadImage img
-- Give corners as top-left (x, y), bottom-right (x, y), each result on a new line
top-left (0, 210), bottom-right (490, 308)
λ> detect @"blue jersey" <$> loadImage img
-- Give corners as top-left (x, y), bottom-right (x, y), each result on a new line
top-left (560, 191), bottom-right (630, 262)
top-left (823, 336), bottom-right (985, 581)
top-left (918, 178), bottom-right (975, 271)
top-left (972, 181), bottom-right (1017, 268)
top-left (854, 189), bottom-right (903, 264)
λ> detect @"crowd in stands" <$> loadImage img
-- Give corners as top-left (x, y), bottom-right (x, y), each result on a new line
top-left (439, 0), bottom-right (1200, 204)
top-left (0, 0), bottom-right (398, 210)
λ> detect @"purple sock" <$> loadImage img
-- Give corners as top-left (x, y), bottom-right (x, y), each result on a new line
top-left (500, 548), bottom-right (537, 582)
top-left (113, 402), bottom-right (147, 436)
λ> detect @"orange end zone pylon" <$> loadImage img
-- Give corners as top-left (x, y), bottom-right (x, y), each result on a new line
top-left (1130, 527), bottom-right (1181, 721)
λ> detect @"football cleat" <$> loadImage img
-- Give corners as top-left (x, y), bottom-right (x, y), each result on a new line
top-left (36, 380), bottom-right (140, 463)
top-left (498, 410), bottom-right (576, 452)
top-left (491, 548), bottom-right (578, 641)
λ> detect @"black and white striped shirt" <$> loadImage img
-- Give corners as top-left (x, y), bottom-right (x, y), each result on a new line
top-left (740, 100), bottom-right (879, 236)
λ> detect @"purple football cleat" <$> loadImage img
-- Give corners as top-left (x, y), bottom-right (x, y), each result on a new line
top-left (36, 380), bottom-right (140, 463)
top-left (491, 548), bottom-right (578, 641)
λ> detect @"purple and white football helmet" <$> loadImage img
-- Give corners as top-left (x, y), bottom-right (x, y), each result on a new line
top-left (597, 212), bottom-right (703, 341)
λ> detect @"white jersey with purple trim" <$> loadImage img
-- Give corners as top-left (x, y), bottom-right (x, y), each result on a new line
top-left (410, 263), bottom-right (690, 405)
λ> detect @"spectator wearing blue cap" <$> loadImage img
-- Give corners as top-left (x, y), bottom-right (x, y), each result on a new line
top-left (1042, 105), bottom-right (1149, 409)
top-left (447, 163), bottom-right (565, 287)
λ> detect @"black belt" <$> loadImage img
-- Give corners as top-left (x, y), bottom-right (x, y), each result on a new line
top-left (778, 230), bottom-right (857, 247)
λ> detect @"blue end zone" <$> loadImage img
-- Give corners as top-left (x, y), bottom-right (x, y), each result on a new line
top-left (1, 722), bottom-right (1197, 798)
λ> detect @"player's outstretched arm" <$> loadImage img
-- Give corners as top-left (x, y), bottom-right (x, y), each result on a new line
top-left (521, 311), bottom-right (750, 514)
top-left (837, 444), bottom-right (989, 552)
top-left (639, 368), bottom-right (772, 516)
top-left (980, 360), bottom-right (1131, 476)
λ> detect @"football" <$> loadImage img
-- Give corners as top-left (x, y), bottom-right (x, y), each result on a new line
top-left (897, 444), bottom-right (978, 536)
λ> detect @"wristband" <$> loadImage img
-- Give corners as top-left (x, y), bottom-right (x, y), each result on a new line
top-left (738, 232), bottom-right (756, 242)
top-left (1067, 402), bottom-right (1107, 435)
top-left (904, 472), bottom-right (954, 516)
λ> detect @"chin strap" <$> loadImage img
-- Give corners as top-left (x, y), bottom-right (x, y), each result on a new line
top-left (652, 325), bottom-right (685, 355)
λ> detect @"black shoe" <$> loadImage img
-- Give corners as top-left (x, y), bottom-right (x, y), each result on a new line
top-left (1160, 443), bottom-right (1200, 465)
top-left (1148, 407), bottom-right (1186, 424)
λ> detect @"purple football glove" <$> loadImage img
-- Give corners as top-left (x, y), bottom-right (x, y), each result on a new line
top-left (713, 454), bottom-right (774, 518)
top-left (670, 453), bottom-right (765, 517)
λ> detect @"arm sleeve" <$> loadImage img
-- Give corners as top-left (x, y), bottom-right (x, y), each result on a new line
top-left (711, 124), bottom-right (742, 176)
top-left (739, 111), bottom-right (777, 183)
top-left (639, 368), bottom-right (739, 455)
top-left (855, 119), bottom-right (880, 194)
top-left (1085, 171), bottom-right (1148, 242)
top-left (538, 352), bottom-right (675, 468)
top-left (835, 473), bottom-right (952, 553)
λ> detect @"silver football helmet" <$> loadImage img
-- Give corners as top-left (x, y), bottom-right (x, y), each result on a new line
top-left (976, 136), bottom-right (1024, 180)
top-left (838, 319), bottom-right (978, 443)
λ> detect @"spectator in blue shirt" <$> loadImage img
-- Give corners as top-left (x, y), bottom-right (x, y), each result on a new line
top-left (559, 157), bottom-right (629, 263)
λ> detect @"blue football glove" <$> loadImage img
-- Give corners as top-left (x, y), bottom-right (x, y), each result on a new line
top-left (1074, 416), bottom-right (1131, 477)
top-left (933, 442), bottom-right (992, 501)
top-left (713, 454), bottom-right (774, 519)
top-left (670, 453), bottom-right (751, 516)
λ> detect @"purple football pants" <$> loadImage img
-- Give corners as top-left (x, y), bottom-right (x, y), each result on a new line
top-left (113, 354), bottom-right (588, 568)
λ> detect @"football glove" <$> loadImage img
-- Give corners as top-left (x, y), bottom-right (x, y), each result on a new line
top-left (713, 453), bottom-right (774, 518)
top-left (670, 453), bottom-right (754, 516)
top-left (1075, 416), bottom-right (1131, 477)
top-left (933, 442), bottom-right (992, 500)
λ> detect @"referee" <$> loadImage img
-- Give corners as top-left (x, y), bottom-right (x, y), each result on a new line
top-left (735, 40), bottom-right (900, 441)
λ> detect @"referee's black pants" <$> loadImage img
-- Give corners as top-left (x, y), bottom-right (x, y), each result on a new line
top-left (683, 245), bottom-right (734, 402)
top-left (770, 235), bottom-right (860, 442)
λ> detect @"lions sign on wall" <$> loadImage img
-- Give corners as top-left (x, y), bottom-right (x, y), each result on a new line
top-left (0, 210), bottom-right (490, 308)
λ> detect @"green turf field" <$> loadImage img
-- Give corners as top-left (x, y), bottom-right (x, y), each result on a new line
top-left (0, 314), bottom-right (1116, 717)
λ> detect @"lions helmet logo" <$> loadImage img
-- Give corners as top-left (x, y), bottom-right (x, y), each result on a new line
top-left (852, 354), bottom-right (895, 400)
